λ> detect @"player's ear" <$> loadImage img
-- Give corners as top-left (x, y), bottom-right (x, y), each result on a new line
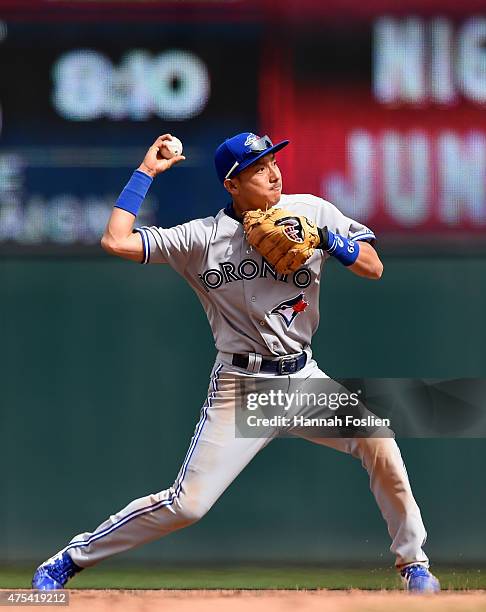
top-left (223, 178), bottom-right (239, 195)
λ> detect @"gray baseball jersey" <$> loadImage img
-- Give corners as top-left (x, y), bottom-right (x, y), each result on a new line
top-left (135, 194), bottom-right (375, 356)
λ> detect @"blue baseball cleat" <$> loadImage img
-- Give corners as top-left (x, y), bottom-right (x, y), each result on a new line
top-left (400, 563), bottom-right (440, 593)
top-left (32, 551), bottom-right (83, 590)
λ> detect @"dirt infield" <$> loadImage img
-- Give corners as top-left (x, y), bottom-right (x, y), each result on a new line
top-left (9, 589), bottom-right (486, 611)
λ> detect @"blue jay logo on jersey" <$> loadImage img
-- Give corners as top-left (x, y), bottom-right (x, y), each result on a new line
top-left (271, 293), bottom-right (308, 328)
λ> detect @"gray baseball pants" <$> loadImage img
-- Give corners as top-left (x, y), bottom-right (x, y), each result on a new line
top-left (64, 356), bottom-right (429, 569)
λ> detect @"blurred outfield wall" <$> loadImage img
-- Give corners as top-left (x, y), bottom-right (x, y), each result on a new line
top-left (1, 256), bottom-right (485, 564)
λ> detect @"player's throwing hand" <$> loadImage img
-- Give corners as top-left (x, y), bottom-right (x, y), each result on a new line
top-left (138, 134), bottom-right (186, 178)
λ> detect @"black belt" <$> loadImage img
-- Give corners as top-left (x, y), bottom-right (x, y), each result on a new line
top-left (232, 352), bottom-right (307, 375)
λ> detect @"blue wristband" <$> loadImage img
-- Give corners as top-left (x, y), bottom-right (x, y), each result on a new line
top-left (325, 228), bottom-right (360, 266)
top-left (114, 170), bottom-right (153, 217)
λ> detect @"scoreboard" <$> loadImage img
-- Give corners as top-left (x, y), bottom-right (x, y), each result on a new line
top-left (0, 19), bottom-right (259, 252)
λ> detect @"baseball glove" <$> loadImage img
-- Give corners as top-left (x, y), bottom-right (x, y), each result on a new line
top-left (243, 207), bottom-right (321, 274)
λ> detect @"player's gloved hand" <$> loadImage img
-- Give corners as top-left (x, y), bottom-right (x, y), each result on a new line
top-left (137, 134), bottom-right (185, 178)
top-left (243, 207), bottom-right (320, 274)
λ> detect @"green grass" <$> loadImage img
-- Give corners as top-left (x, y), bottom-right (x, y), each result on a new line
top-left (2, 565), bottom-right (485, 590)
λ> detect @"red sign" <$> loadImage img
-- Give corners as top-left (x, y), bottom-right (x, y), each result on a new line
top-left (260, 24), bottom-right (486, 235)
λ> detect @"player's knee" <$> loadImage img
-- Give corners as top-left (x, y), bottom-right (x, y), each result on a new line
top-left (172, 497), bottom-right (210, 527)
top-left (178, 507), bottom-right (207, 526)
top-left (351, 436), bottom-right (398, 462)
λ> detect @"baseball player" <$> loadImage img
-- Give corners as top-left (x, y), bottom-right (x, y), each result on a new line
top-left (32, 132), bottom-right (440, 592)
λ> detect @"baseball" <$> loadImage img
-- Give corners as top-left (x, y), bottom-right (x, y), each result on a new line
top-left (163, 136), bottom-right (183, 158)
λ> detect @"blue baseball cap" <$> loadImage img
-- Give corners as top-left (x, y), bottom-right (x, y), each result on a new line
top-left (214, 132), bottom-right (289, 183)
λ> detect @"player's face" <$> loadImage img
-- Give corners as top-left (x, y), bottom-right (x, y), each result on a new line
top-left (227, 153), bottom-right (282, 211)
